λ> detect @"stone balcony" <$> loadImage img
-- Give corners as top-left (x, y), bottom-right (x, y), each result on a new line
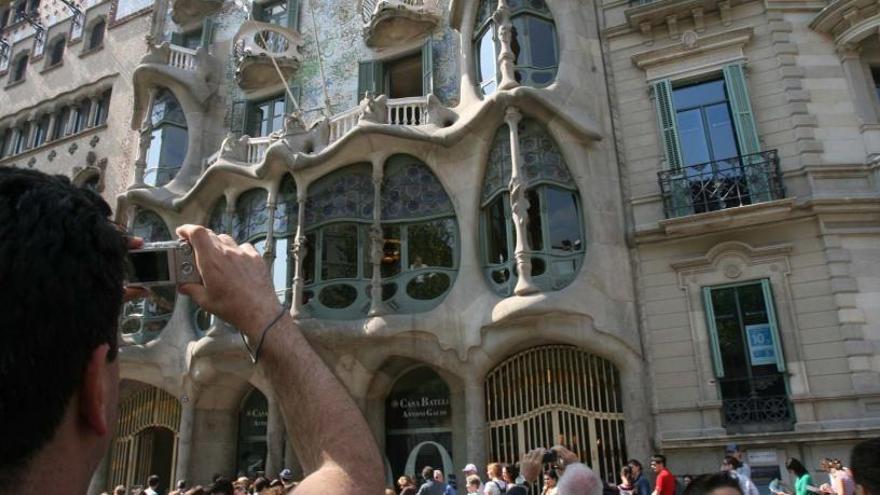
top-left (171, 0), bottom-right (223, 25)
top-left (134, 41), bottom-right (220, 101)
top-left (206, 93), bottom-right (458, 167)
top-left (170, 0), bottom-right (222, 25)
top-left (233, 21), bottom-right (304, 91)
top-left (360, 0), bottom-right (442, 47)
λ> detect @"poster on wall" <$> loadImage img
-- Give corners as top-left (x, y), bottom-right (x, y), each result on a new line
top-left (746, 323), bottom-right (777, 366)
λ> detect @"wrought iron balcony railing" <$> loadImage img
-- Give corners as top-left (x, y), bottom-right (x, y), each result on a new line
top-left (657, 149), bottom-right (783, 219)
top-left (719, 374), bottom-right (794, 432)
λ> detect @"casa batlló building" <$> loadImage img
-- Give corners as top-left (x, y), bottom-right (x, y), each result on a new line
top-left (1, 0), bottom-right (879, 492)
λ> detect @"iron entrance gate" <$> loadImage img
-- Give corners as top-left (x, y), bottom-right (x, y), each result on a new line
top-left (486, 345), bottom-right (627, 484)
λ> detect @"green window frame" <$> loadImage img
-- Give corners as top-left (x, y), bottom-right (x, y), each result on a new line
top-left (357, 39), bottom-right (434, 103)
top-left (253, 0), bottom-right (299, 29)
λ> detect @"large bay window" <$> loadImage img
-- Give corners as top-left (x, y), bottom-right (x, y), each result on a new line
top-left (480, 119), bottom-right (583, 296)
top-left (145, 89), bottom-right (188, 187)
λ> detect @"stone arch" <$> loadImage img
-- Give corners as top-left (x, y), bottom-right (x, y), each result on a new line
top-left (484, 344), bottom-right (627, 484)
top-left (108, 381), bottom-right (181, 492)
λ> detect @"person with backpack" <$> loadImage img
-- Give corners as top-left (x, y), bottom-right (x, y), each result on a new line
top-left (485, 463), bottom-right (507, 495)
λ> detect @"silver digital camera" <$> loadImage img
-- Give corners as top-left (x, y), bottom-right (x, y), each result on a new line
top-left (127, 240), bottom-right (202, 287)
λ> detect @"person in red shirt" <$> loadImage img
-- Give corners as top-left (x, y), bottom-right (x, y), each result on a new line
top-left (651, 455), bottom-right (677, 495)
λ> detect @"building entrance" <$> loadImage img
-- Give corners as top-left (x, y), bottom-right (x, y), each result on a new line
top-left (108, 383), bottom-right (181, 492)
top-left (486, 345), bottom-right (627, 484)
top-left (385, 366), bottom-right (453, 483)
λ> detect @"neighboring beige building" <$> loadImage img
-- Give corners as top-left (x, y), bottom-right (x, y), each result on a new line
top-left (0, 0), bottom-right (152, 197)
top-left (3, 0), bottom-right (879, 492)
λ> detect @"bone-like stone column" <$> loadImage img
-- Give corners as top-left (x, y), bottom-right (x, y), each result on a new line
top-left (505, 107), bottom-right (538, 295)
top-left (290, 193), bottom-right (308, 317)
top-left (174, 398), bottom-right (196, 484)
top-left (494, 0), bottom-right (519, 91)
top-left (368, 160), bottom-right (384, 316)
top-left (464, 380), bottom-right (488, 472)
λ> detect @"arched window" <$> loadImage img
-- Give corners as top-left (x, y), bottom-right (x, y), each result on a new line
top-left (47, 36), bottom-right (65, 67)
top-left (120, 210), bottom-right (177, 344)
top-left (302, 163), bottom-right (374, 319)
top-left (10, 53), bottom-right (27, 83)
top-left (472, 0), bottom-right (558, 95)
top-left (379, 155), bottom-right (457, 312)
top-left (145, 89), bottom-right (188, 187)
top-left (86, 18), bottom-right (105, 51)
top-left (480, 119), bottom-right (583, 295)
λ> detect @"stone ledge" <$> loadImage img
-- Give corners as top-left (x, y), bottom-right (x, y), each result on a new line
top-left (660, 423), bottom-right (880, 450)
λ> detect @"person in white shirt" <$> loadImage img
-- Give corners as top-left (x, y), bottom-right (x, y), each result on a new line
top-left (725, 445), bottom-right (752, 480)
top-left (143, 475), bottom-right (160, 495)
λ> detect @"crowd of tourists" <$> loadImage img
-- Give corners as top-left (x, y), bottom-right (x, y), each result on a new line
top-left (98, 437), bottom-right (879, 495)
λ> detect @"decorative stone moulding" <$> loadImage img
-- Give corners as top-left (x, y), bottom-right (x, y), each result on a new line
top-left (134, 40), bottom-right (220, 107)
top-left (360, 0), bottom-right (442, 47)
top-left (171, 0), bottom-right (223, 25)
top-left (625, 0), bottom-right (745, 36)
top-left (233, 21), bottom-right (304, 91)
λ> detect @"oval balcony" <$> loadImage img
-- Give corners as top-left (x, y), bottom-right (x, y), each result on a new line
top-left (360, 0), bottom-right (442, 47)
top-left (233, 21), bottom-right (304, 91)
top-left (171, 0), bottom-right (223, 25)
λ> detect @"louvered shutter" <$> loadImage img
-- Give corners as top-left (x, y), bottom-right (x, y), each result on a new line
top-left (422, 37), bottom-right (434, 96)
top-left (285, 84), bottom-right (301, 114)
top-left (702, 287), bottom-right (726, 378)
top-left (287, 0), bottom-right (300, 30)
top-left (200, 17), bottom-right (214, 49)
top-left (723, 63), bottom-right (769, 203)
top-left (653, 79), bottom-right (691, 217)
top-left (357, 60), bottom-right (384, 102)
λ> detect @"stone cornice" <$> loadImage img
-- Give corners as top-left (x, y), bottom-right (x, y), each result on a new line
top-left (631, 25), bottom-right (754, 71)
top-left (811, 0), bottom-right (880, 49)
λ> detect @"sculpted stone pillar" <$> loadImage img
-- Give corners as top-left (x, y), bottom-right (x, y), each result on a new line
top-left (368, 161), bottom-right (384, 316)
top-left (290, 193), bottom-right (308, 317)
top-left (265, 396), bottom-right (284, 477)
top-left (464, 380), bottom-right (487, 472)
top-left (505, 107), bottom-right (538, 295)
top-left (494, 0), bottom-right (518, 91)
top-left (133, 87), bottom-right (158, 187)
top-left (174, 398), bottom-right (196, 484)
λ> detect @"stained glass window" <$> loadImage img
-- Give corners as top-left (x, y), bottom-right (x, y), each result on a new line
top-left (304, 163), bottom-right (374, 226)
top-left (208, 197), bottom-right (229, 234)
top-left (233, 189), bottom-right (269, 242)
top-left (273, 174), bottom-right (298, 235)
top-left (381, 155), bottom-right (453, 221)
top-left (132, 209), bottom-right (171, 241)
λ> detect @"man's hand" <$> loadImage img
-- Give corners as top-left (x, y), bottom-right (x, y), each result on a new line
top-left (551, 445), bottom-right (580, 473)
top-left (175, 224), bottom-right (282, 337)
top-left (519, 448), bottom-right (545, 483)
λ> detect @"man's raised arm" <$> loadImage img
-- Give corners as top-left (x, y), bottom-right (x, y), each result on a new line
top-left (176, 225), bottom-right (384, 495)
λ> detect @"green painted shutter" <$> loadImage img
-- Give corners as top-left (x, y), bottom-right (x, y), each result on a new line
top-left (653, 79), bottom-right (691, 217)
top-left (702, 287), bottom-right (726, 378)
top-left (200, 17), bottom-right (214, 49)
top-left (760, 279), bottom-right (786, 373)
top-left (422, 38), bottom-right (434, 96)
top-left (723, 63), bottom-right (769, 203)
top-left (358, 60), bottom-right (384, 102)
top-left (285, 84), bottom-right (301, 114)
top-left (286, 0), bottom-right (299, 30)
top-left (252, 3), bottom-right (264, 21)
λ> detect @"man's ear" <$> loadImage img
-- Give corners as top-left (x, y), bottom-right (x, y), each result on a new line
top-left (79, 343), bottom-right (112, 436)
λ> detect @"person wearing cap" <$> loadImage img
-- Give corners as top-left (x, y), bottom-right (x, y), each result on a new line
top-left (170, 480), bottom-right (188, 495)
top-left (725, 445), bottom-right (751, 480)
top-left (721, 456), bottom-right (759, 495)
top-left (144, 475), bottom-right (161, 495)
top-left (279, 469), bottom-right (296, 489)
top-left (462, 465), bottom-right (482, 494)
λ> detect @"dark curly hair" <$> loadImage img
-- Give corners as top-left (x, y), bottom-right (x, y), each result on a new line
top-left (0, 168), bottom-right (127, 482)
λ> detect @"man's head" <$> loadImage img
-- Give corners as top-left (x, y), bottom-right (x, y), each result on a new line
top-left (423, 466), bottom-right (435, 483)
top-left (0, 168), bottom-right (128, 485)
top-left (463, 464), bottom-right (478, 477)
top-left (725, 444), bottom-right (745, 462)
top-left (683, 473), bottom-right (742, 495)
top-left (279, 469), bottom-right (294, 485)
top-left (557, 463), bottom-right (603, 495)
top-left (628, 460), bottom-right (643, 477)
top-left (148, 475), bottom-right (160, 488)
top-left (851, 438), bottom-right (880, 495)
top-left (433, 470), bottom-right (445, 483)
top-left (208, 477), bottom-right (234, 495)
top-left (651, 455), bottom-right (667, 473)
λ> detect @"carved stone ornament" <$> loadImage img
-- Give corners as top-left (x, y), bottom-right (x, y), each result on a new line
top-left (358, 91), bottom-right (388, 124)
top-left (47, 150), bottom-right (57, 161)
top-left (68, 143), bottom-right (79, 154)
top-left (681, 30), bottom-right (698, 50)
top-left (89, 135), bottom-right (100, 148)
top-left (27, 157), bottom-right (36, 168)
top-left (723, 263), bottom-right (742, 279)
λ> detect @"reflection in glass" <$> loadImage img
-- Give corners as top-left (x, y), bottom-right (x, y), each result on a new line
top-left (381, 225), bottom-right (402, 277)
top-left (321, 223), bottom-right (358, 280)
top-left (526, 189), bottom-right (543, 251)
top-left (406, 272), bottom-right (451, 300)
top-left (546, 188), bottom-right (582, 252)
top-left (485, 196), bottom-right (509, 264)
top-left (145, 90), bottom-right (188, 187)
top-left (407, 219), bottom-right (454, 269)
top-left (319, 284), bottom-right (358, 309)
top-left (477, 26), bottom-right (496, 95)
